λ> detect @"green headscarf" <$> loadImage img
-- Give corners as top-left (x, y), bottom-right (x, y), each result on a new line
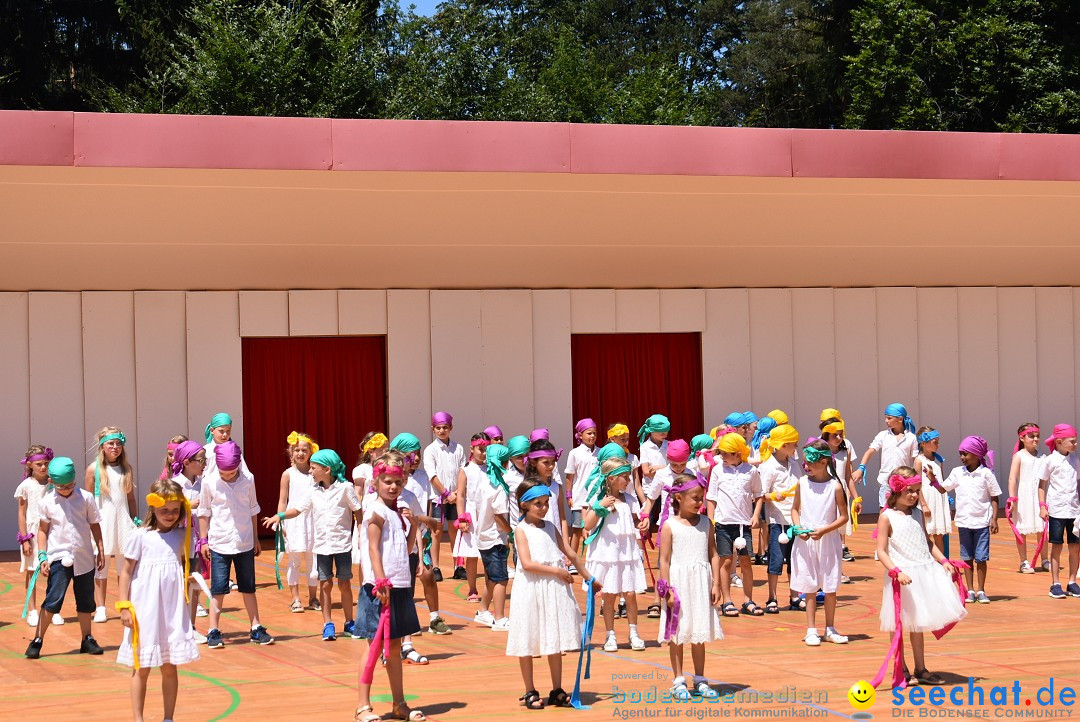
top-left (389, 433), bottom-right (422, 453)
top-left (506, 435), bottom-right (530, 458)
top-left (584, 442), bottom-right (629, 503)
top-left (48, 457), bottom-right (76, 485)
top-left (637, 414), bottom-right (671, 445)
top-left (486, 444), bottom-right (510, 495)
top-left (310, 449), bottom-right (347, 483)
top-left (584, 462), bottom-right (634, 546)
top-left (691, 433), bottom-right (714, 456)
top-left (204, 412), bottom-right (233, 443)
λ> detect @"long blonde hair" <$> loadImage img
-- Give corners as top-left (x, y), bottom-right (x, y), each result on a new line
top-left (92, 426), bottom-right (134, 496)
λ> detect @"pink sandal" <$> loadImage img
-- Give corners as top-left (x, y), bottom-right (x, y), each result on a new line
top-left (466, 593), bottom-right (481, 602)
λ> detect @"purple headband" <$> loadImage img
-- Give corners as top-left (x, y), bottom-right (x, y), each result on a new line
top-left (20, 448), bottom-right (54, 478)
top-left (215, 441), bottom-right (243, 472)
top-left (483, 425), bottom-right (503, 439)
top-left (527, 448), bottom-right (564, 462)
top-left (658, 473), bottom-right (709, 531)
top-left (170, 440), bottom-right (205, 476)
top-left (958, 435), bottom-right (994, 471)
top-left (574, 418), bottom-right (597, 443)
top-left (529, 428), bottom-right (550, 442)
top-left (431, 411), bottom-right (453, 426)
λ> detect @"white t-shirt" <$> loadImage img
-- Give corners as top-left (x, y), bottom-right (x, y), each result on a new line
top-left (423, 439), bottom-right (467, 500)
top-left (869, 430), bottom-right (918, 482)
top-left (707, 462), bottom-right (762, 525)
top-left (564, 444), bottom-right (599, 507)
top-left (351, 462), bottom-right (373, 484)
top-left (1041, 451), bottom-right (1080, 519)
top-left (758, 455), bottom-right (802, 526)
top-left (408, 467), bottom-right (432, 506)
top-left (196, 469), bottom-right (260, 554)
top-left (39, 488), bottom-right (102, 576)
top-left (639, 439), bottom-right (668, 481)
top-left (172, 472), bottom-right (202, 550)
top-left (475, 479), bottom-right (509, 550)
top-left (941, 465), bottom-right (1002, 528)
top-left (14, 477), bottom-right (50, 527)
top-left (294, 481), bottom-right (362, 555)
top-left (646, 465), bottom-right (674, 503)
top-left (360, 500), bottom-right (412, 587)
top-left (505, 466), bottom-right (525, 529)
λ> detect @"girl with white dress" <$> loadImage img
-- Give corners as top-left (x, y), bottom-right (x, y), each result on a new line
top-left (169, 440), bottom-right (209, 642)
top-left (914, 427), bottom-right (951, 554)
top-left (85, 425), bottom-right (137, 623)
top-left (1007, 422), bottom-right (1047, 573)
top-left (875, 467), bottom-right (967, 687)
top-left (455, 433), bottom-right (489, 602)
top-left (584, 458), bottom-right (647, 652)
top-left (790, 440), bottom-right (850, 647)
top-left (277, 432), bottom-right (319, 612)
top-left (15, 444), bottom-right (55, 628)
top-left (117, 478), bottom-right (200, 722)
top-left (656, 472), bottom-right (723, 701)
top-left (506, 477), bottom-right (595, 710)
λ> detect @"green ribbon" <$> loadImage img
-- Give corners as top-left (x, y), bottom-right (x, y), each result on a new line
top-left (802, 446), bottom-right (832, 463)
top-left (422, 530), bottom-right (433, 567)
top-left (274, 525), bottom-right (285, 590)
top-left (94, 462), bottom-right (101, 500)
top-left (788, 524), bottom-right (816, 538)
top-left (486, 444), bottom-right (510, 495)
top-left (22, 552), bottom-right (47, 619)
top-left (583, 464), bottom-right (632, 546)
top-left (583, 443), bottom-right (628, 504)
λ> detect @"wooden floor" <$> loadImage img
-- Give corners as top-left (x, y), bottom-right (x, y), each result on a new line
top-left (2, 525), bottom-right (1078, 721)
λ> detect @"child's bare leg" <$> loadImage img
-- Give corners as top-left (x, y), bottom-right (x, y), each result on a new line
top-left (320, 579), bottom-right (333, 624)
top-left (25, 569), bottom-right (36, 606)
top-left (719, 556), bottom-right (734, 605)
top-left (1015, 535), bottom-right (1028, 563)
top-left (823, 592), bottom-right (837, 628)
top-left (690, 642), bottom-right (706, 678)
top-left (358, 641), bottom-right (373, 709)
top-left (625, 592), bottom-right (639, 624)
top-left (130, 667), bottom-right (151, 722)
top-left (421, 568), bottom-right (439, 610)
top-left (739, 555), bottom-right (755, 602)
top-left (804, 592), bottom-right (817, 629)
top-left (95, 570), bottom-right (109, 609)
top-left (35, 606), bottom-right (52, 639)
top-left (767, 573), bottom-right (779, 602)
top-left (431, 527), bottom-right (443, 570)
top-left (339, 580), bottom-right (354, 623)
top-left (465, 557), bottom-right (478, 596)
top-left (386, 638), bottom-right (405, 705)
top-left (963, 565), bottom-right (974, 591)
top-left (602, 592), bottom-right (616, 633)
top-left (669, 642), bottom-right (684, 680)
top-left (1051, 542), bottom-right (1063, 584)
top-left (492, 580), bottom-right (507, 619)
top-left (519, 656), bottom-right (535, 692)
top-left (975, 561), bottom-right (987, 592)
top-left (547, 652), bottom-right (562, 690)
top-left (161, 663), bottom-right (178, 720)
top-left (909, 632), bottom-right (926, 673)
top-left (1068, 543), bottom-right (1080, 582)
top-left (209, 593), bottom-right (225, 630)
top-left (569, 527), bottom-right (583, 556)
top-left (241, 591), bottom-right (261, 627)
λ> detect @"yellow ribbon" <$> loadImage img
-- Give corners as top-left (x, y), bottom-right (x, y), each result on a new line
top-left (362, 433), bottom-right (388, 454)
top-left (145, 493), bottom-right (192, 602)
top-left (822, 421), bottom-right (845, 435)
top-left (115, 601), bottom-right (140, 670)
top-left (820, 408), bottom-right (843, 422)
top-left (606, 424), bottom-right (629, 439)
top-left (286, 432), bottom-right (319, 454)
top-left (768, 487), bottom-right (798, 502)
top-left (850, 496), bottom-right (862, 534)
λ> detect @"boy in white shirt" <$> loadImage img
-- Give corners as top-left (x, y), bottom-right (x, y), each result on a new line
top-left (473, 445), bottom-right (512, 630)
top-left (423, 411), bottom-right (467, 581)
top-left (564, 418), bottom-right (599, 554)
top-left (940, 436), bottom-right (1001, 604)
top-left (852, 403), bottom-right (919, 512)
top-left (25, 457), bottom-right (106, 659)
top-left (197, 441), bottom-right (273, 648)
top-left (707, 433), bottom-right (764, 616)
top-left (1038, 424), bottom-right (1080, 599)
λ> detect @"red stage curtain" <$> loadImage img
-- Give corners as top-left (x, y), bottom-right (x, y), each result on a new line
top-left (570, 333), bottom-right (704, 454)
top-left (241, 336), bottom-right (387, 532)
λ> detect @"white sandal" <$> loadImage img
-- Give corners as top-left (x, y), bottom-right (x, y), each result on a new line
top-left (354, 704), bottom-right (380, 722)
top-left (670, 676), bottom-right (691, 701)
top-left (694, 680), bottom-right (719, 699)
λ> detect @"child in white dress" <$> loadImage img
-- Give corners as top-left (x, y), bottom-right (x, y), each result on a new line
top-left (170, 440), bottom-right (208, 642)
top-left (656, 472), bottom-right (723, 701)
top-left (15, 444), bottom-right (54, 628)
top-left (116, 478), bottom-right (200, 722)
top-left (914, 427), bottom-right (950, 553)
top-left (506, 477), bottom-right (594, 710)
top-left (455, 433), bottom-right (489, 602)
top-left (584, 458), bottom-right (646, 652)
top-left (1007, 422), bottom-right (1047, 573)
top-left (277, 432), bottom-right (319, 613)
top-left (875, 467), bottom-right (967, 688)
top-left (790, 440), bottom-right (850, 646)
top-left (85, 425), bottom-right (138, 623)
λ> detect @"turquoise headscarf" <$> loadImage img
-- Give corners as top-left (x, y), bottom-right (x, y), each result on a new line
top-left (310, 449), bottom-right (347, 483)
top-left (486, 444), bottom-right (510, 495)
top-left (691, 434), bottom-right (714, 456)
top-left (751, 416), bottom-right (776, 451)
top-left (583, 462), bottom-right (634, 546)
top-left (584, 442), bottom-right (629, 503)
top-left (204, 412), bottom-right (233, 443)
top-left (637, 414), bottom-right (671, 445)
top-left (48, 457), bottom-right (76, 485)
top-left (506, 435), bottom-right (530, 458)
top-left (389, 433), bottom-right (422, 453)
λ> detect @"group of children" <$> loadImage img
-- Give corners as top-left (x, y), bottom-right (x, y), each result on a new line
top-left (13, 405), bottom-right (1080, 719)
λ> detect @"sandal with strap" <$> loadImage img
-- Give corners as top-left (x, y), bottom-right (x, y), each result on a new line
top-left (741, 600), bottom-right (765, 616)
top-left (355, 705), bottom-right (380, 722)
top-left (401, 645), bottom-right (429, 665)
top-left (548, 688), bottom-right (572, 707)
top-left (764, 598), bottom-right (780, 614)
top-left (466, 593), bottom-right (482, 602)
top-left (914, 669), bottom-right (945, 685)
top-left (391, 702), bottom-right (427, 721)
top-left (520, 690), bottom-right (545, 710)
top-left (647, 603), bottom-right (662, 619)
top-left (671, 677), bottom-right (692, 701)
top-left (721, 601), bottom-right (740, 617)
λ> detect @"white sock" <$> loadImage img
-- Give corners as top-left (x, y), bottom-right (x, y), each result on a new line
top-left (251, 623), bottom-right (260, 631)
top-left (606, 629), bottom-right (616, 638)
top-left (826, 625), bottom-right (837, 634)
top-left (430, 611), bottom-right (439, 621)
top-left (807, 627), bottom-right (817, 635)
top-left (629, 624), bottom-right (639, 637)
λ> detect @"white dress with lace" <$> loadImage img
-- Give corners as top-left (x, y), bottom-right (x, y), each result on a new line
top-left (658, 515), bottom-right (723, 645)
top-left (506, 520), bottom-right (583, 657)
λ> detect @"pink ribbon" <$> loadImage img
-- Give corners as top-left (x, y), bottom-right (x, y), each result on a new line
top-left (194, 537), bottom-right (211, 578)
top-left (931, 560), bottom-right (970, 640)
top-left (1030, 504), bottom-right (1049, 568)
top-left (1004, 497), bottom-right (1025, 545)
top-left (656, 578), bottom-right (681, 642)
top-left (453, 513), bottom-right (473, 529)
top-left (360, 579), bottom-right (393, 685)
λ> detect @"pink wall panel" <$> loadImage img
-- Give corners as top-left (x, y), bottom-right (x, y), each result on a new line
top-left (999, 134), bottom-right (1080, 181)
top-left (331, 119), bottom-right (569, 172)
top-left (74, 113), bottom-right (332, 169)
top-left (792, 129), bottom-right (1000, 179)
top-left (0, 111), bottom-right (73, 165)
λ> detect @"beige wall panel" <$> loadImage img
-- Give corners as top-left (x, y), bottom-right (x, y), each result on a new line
top-left (338, 290), bottom-right (387, 335)
top-left (957, 289), bottom-right (1000, 476)
top-left (0, 293), bottom-right (30, 545)
top-left (660, 289), bottom-right (706, 333)
top-left (1035, 287), bottom-right (1076, 427)
top-left (386, 290), bottom-right (431, 437)
top-left (615, 289), bottom-right (661, 333)
top-left (185, 292), bottom-right (243, 446)
top-left (790, 288), bottom-right (836, 431)
top-left (289, 290), bottom-right (338, 336)
top-left (1075, 289), bottom-right (1080, 428)
top-left (702, 289), bottom-right (751, 428)
top-left (82, 292), bottom-right (139, 482)
top-left (533, 290), bottom-right (573, 453)
top-left (480, 291), bottom-right (534, 439)
top-left (833, 289), bottom-right (879, 493)
top-left (135, 292), bottom-right (189, 488)
top-left (916, 288), bottom-right (961, 442)
top-left (747, 289), bottom-right (794, 421)
top-left (29, 293), bottom-right (85, 465)
top-left (570, 289), bottom-right (616, 333)
top-left (430, 290), bottom-right (483, 440)
top-left (875, 288), bottom-right (920, 423)
top-left (239, 291), bottom-right (289, 337)
top-left (995, 288), bottom-right (1039, 463)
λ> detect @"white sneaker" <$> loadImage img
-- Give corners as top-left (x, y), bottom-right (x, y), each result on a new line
top-left (603, 635), bottom-right (618, 652)
top-left (731, 574), bottom-right (743, 588)
top-left (568, 564), bottom-right (578, 575)
top-left (196, 604), bottom-right (209, 617)
top-left (26, 610), bottom-right (39, 628)
top-left (229, 580), bottom-right (238, 591)
top-left (824, 628), bottom-right (849, 644)
top-left (93, 606), bottom-right (107, 623)
top-left (804, 631), bottom-right (822, 647)
top-left (975, 591), bottom-right (990, 604)
top-left (630, 635), bottom-right (645, 651)
top-left (193, 630), bottom-right (208, 644)
top-left (1019, 561), bottom-right (1035, 574)
top-left (51, 613), bottom-right (65, 626)
top-left (473, 610), bottom-right (494, 627)
top-left (490, 617), bottom-right (510, 631)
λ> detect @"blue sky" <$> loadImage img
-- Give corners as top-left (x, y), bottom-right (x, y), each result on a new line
top-left (404, 0), bottom-right (441, 16)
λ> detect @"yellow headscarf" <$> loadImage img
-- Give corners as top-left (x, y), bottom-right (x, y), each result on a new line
top-left (822, 420), bottom-right (845, 436)
top-left (759, 424), bottom-right (799, 462)
top-left (717, 433), bottom-right (751, 463)
top-left (766, 409), bottom-right (789, 425)
top-left (820, 408), bottom-right (843, 422)
top-left (607, 424), bottom-right (630, 439)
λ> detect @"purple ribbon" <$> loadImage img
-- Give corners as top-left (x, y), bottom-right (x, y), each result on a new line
top-left (656, 578), bottom-right (681, 642)
top-left (20, 449), bottom-right (54, 478)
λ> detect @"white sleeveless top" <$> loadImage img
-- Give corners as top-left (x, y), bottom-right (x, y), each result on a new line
top-left (359, 500), bottom-right (412, 587)
top-left (283, 466), bottom-right (315, 551)
top-left (797, 477), bottom-right (839, 529)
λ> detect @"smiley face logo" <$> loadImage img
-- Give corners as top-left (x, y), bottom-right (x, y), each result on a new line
top-left (848, 680), bottom-right (876, 711)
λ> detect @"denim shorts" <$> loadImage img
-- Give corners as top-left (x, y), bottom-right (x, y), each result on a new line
top-left (355, 584), bottom-right (421, 640)
top-left (431, 502), bottom-right (458, 523)
top-left (767, 523), bottom-right (793, 576)
top-left (316, 551), bottom-right (353, 581)
top-left (569, 509), bottom-right (585, 530)
top-left (715, 523), bottom-right (754, 557)
top-left (42, 563), bottom-right (95, 614)
top-left (210, 548), bottom-right (256, 595)
top-left (958, 526), bottom-right (991, 562)
top-left (479, 544), bottom-right (509, 583)
top-left (1049, 516), bottom-right (1079, 545)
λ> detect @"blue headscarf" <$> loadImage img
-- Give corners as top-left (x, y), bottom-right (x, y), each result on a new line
top-left (884, 403), bottom-right (916, 434)
top-left (723, 412), bottom-right (743, 427)
top-left (751, 416), bottom-right (776, 450)
top-left (739, 411), bottom-right (759, 426)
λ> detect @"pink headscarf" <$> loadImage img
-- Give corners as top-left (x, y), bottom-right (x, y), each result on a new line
top-left (958, 436), bottom-right (994, 470)
top-left (574, 418), bottom-right (597, 444)
top-left (1044, 424), bottom-right (1077, 452)
top-left (483, 425), bottom-right (503, 439)
top-left (529, 428), bottom-right (550, 443)
top-left (666, 439), bottom-right (690, 463)
top-left (170, 440), bottom-right (204, 477)
top-left (1014, 424), bottom-right (1039, 454)
top-left (215, 441), bottom-right (243, 472)
top-left (431, 411), bottom-right (453, 426)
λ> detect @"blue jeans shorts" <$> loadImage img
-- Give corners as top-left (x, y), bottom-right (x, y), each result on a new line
top-left (210, 548), bottom-right (256, 595)
top-left (479, 544), bottom-right (509, 583)
top-left (958, 526), bottom-right (991, 562)
top-left (316, 551), bottom-right (353, 581)
top-left (767, 523), bottom-right (793, 576)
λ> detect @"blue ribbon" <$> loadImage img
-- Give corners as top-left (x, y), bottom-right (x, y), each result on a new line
top-left (570, 577), bottom-right (596, 710)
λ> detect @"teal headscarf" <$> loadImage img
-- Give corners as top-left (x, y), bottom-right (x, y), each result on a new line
top-left (584, 462), bottom-right (634, 546)
top-left (204, 412), bottom-right (233, 443)
top-left (389, 433), bottom-right (422, 453)
top-left (486, 444), bottom-right (510, 495)
top-left (506, 435), bottom-right (530, 458)
top-left (637, 414), bottom-right (671, 445)
top-left (584, 442), bottom-right (629, 503)
top-left (691, 434), bottom-right (714, 456)
top-left (48, 457), bottom-right (76, 485)
top-left (310, 449), bottom-right (347, 483)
